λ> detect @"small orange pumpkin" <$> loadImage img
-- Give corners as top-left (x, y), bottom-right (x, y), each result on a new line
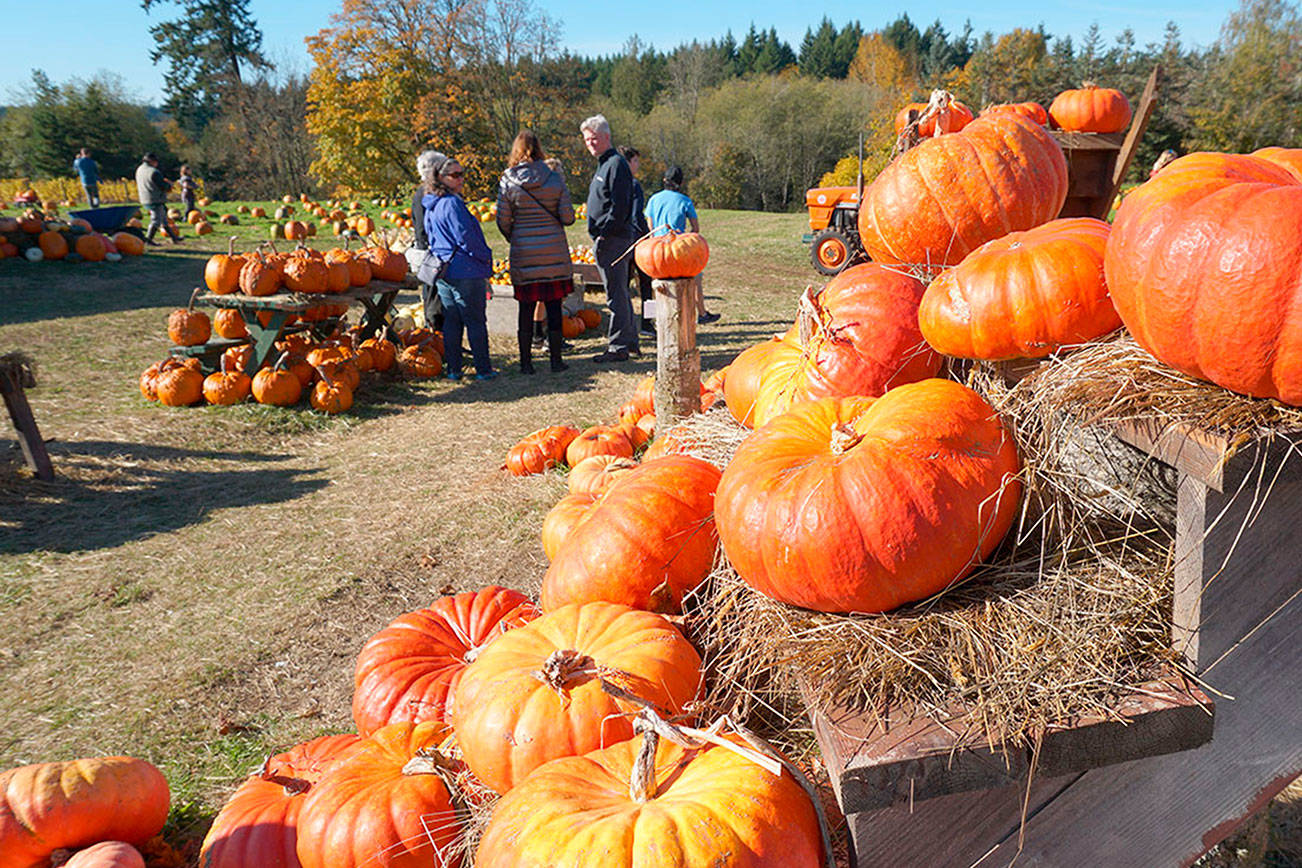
top-left (251, 354), bottom-right (303, 406)
top-left (167, 289), bottom-right (212, 346)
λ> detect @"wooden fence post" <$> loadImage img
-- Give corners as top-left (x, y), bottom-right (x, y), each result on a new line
top-left (652, 276), bottom-right (701, 428)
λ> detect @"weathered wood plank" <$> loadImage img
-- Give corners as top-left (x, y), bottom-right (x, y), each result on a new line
top-left (1, 367), bottom-right (54, 481)
top-left (811, 669), bottom-right (1211, 815)
top-left (652, 277), bottom-right (700, 428)
top-left (1109, 65), bottom-right (1163, 201)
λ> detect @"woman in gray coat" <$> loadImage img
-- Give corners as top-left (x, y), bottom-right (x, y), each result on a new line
top-left (496, 130), bottom-right (576, 373)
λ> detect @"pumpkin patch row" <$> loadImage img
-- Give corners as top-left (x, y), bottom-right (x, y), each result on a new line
top-left (201, 238), bottom-right (405, 297)
top-left (0, 210), bottom-right (144, 262)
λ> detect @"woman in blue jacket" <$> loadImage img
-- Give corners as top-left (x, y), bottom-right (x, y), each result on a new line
top-left (421, 154), bottom-right (497, 380)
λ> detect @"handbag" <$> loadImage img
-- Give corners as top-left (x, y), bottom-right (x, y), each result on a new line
top-left (404, 246), bottom-right (448, 285)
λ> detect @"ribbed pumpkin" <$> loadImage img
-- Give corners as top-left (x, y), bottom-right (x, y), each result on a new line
top-left (503, 425), bottom-right (581, 476)
top-left (715, 382), bottom-right (1022, 613)
top-left (561, 315), bottom-right (585, 338)
top-left (239, 251), bottom-right (281, 297)
top-left (1049, 84), bottom-right (1132, 133)
top-left (859, 113), bottom-right (1068, 273)
top-left (359, 338), bottom-right (397, 372)
top-left (155, 358), bottom-right (205, 406)
top-left (1105, 150), bottom-right (1302, 404)
top-left (198, 735), bottom-right (363, 868)
top-left (919, 217), bottom-right (1118, 360)
top-left (565, 424), bottom-right (634, 467)
top-left (451, 602), bottom-right (702, 794)
top-left (0, 756), bottom-right (169, 868)
top-left (203, 356), bottom-right (252, 406)
top-left (981, 101), bottom-right (1049, 126)
top-left (475, 731), bottom-right (824, 868)
top-left (357, 244), bottom-right (405, 282)
top-left (205, 237), bottom-right (244, 294)
top-left (396, 345), bottom-right (442, 378)
top-left (721, 336), bottom-right (788, 427)
top-left (633, 230), bottom-right (709, 279)
top-left (567, 454), bottom-right (639, 496)
top-left (252, 356), bottom-right (303, 406)
top-left (62, 841), bottom-right (145, 868)
top-left (213, 308), bottom-right (249, 339)
top-left (541, 455), bottom-right (721, 613)
top-left (351, 586), bottom-right (540, 735)
top-left (576, 307), bottom-right (601, 329)
top-left (294, 723), bottom-right (463, 868)
top-left (1253, 146), bottom-right (1302, 180)
top-left (732, 264), bottom-right (940, 429)
top-left (167, 288), bottom-right (212, 346)
top-left (541, 492), bottom-right (600, 560)
top-left (284, 250), bottom-right (329, 293)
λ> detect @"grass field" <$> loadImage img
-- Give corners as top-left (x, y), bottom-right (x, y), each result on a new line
top-left (0, 201), bottom-right (1295, 865)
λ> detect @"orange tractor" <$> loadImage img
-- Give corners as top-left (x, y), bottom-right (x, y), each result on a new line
top-left (803, 135), bottom-right (868, 276)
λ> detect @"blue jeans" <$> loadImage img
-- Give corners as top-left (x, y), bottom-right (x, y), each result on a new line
top-left (436, 276), bottom-right (493, 375)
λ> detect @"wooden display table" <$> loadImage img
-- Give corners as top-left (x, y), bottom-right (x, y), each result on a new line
top-left (173, 280), bottom-right (410, 375)
top-left (817, 416), bottom-right (1302, 867)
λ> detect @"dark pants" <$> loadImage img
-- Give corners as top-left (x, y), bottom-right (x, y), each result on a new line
top-left (436, 276), bottom-right (492, 375)
top-left (517, 300), bottom-right (564, 371)
top-left (82, 183), bottom-right (99, 208)
top-left (144, 203), bottom-right (179, 241)
top-left (419, 281), bottom-right (444, 330)
top-left (633, 262), bottom-right (653, 325)
top-left (594, 235), bottom-right (637, 353)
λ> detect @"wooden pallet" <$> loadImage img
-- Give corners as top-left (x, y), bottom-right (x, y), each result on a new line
top-left (819, 417), bottom-right (1302, 867)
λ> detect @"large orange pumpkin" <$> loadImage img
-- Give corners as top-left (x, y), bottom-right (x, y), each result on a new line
top-left (476, 732), bottom-right (824, 868)
top-left (858, 113), bottom-right (1068, 273)
top-left (452, 602), bottom-right (702, 794)
top-left (239, 252), bottom-right (281, 297)
top-left (37, 230), bottom-right (68, 260)
top-left (351, 586), bottom-right (540, 735)
top-left (203, 356), bottom-right (253, 406)
top-left (541, 491), bottom-right (600, 560)
top-left (294, 722), bottom-right (463, 868)
top-left (155, 358), bottom-right (205, 406)
top-left (212, 308), bottom-right (249, 340)
top-left (75, 234), bottom-right (107, 262)
top-left (541, 455), bottom-right (721, 613)
top-left (112, 233), bottom-right (146, 257)
top-left (633, 230), bottom-right (709, 279)
top-left (919, 217), bottom-right (1118, 360)
top-left (1104, 150), bottom-right (1302, 404)
top-left (1049, 84), bottom-right (1132, 133)
top-left (0, 756), bottom-right (170, 868)
top-left (715, 382), bottom-right (1021, 614)
top-left (732, 264), bottom-right (940, 428)
top-left (199, 734), bottom-right (363, 868)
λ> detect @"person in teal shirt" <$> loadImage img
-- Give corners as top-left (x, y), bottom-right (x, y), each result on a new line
top-left (644, 166), bottom-right (719, 324)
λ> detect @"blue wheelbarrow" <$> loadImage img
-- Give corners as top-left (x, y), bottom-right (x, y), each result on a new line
top-left (69, 204), bottom-right (141, 234)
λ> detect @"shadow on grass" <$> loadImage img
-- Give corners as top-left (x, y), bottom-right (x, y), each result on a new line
top-left (0, 439), bottom-right (327, 554)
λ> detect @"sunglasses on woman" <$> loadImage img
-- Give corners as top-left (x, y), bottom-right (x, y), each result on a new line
top-left (443, 170), bottom-right (464, 178)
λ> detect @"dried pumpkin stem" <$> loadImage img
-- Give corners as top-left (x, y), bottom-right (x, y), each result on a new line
top-left (531, 648), bottom-right (596, 694)
top-left (629, 729), bottom-right (659, 804)
top-left (829, 423), bottom-right (864, 455)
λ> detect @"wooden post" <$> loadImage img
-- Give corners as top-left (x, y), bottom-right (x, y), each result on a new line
top-left (652, 277), bottom-right (701, 428)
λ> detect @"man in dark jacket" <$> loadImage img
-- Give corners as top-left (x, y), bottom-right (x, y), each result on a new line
top-left (581, 114), bottom-right (638, 362)
top-left (135, 153), bottom-right (181, 245)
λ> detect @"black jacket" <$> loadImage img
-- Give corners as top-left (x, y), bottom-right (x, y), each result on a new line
top-left (586, 148), bottom-right (634, 239)
top-left (411, 186), bottom-right (428, 250)
top-left (630, 179), bottom-right (650, 236)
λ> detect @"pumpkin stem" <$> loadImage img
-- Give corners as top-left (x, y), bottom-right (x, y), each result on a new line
top-left (829, 423), bottom-right (864, 455)
top-left (531, 648), bottom-right (595, 694)
top-left (227, 236), bottom-right (236, 257)
top-left (256, 756), bottom-right (311, 796)
top-left (188, 286), bottom-right (201, 311)
top-left (796, 286), bottom-right (822, 345)
top-left (401, 746), bottom-right (457, 777)
top-left (629, 729), bottom-right (659, 803)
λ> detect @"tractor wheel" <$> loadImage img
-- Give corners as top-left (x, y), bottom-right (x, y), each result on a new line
top-left (810, 228), bottom-right (856, 276)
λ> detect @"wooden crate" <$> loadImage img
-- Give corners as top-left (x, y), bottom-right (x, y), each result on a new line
top-left (817, 417), bottom-right (1302, 867)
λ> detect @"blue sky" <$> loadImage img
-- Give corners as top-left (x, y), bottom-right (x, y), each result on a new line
top-left (3, 1), bottom-right (1237, 103)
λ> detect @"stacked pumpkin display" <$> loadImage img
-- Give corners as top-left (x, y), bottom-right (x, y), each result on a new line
top-left (0, 211), bottom-right (144, 262)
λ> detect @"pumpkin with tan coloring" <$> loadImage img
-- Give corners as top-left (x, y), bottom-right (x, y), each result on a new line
top-left (0, 756), bottom-right (170, 868)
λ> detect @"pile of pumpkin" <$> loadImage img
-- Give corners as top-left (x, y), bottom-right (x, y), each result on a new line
top-left (569, 243), bottom-right (594, 264)
top-left (199, 237), bottom-right (405, 301)
top-left (893, 81), bottom-right (1135, 138)
top-left (0, 211), bottom-right (145, 262)
top-left (141, 320), bottom-right (452, 412)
